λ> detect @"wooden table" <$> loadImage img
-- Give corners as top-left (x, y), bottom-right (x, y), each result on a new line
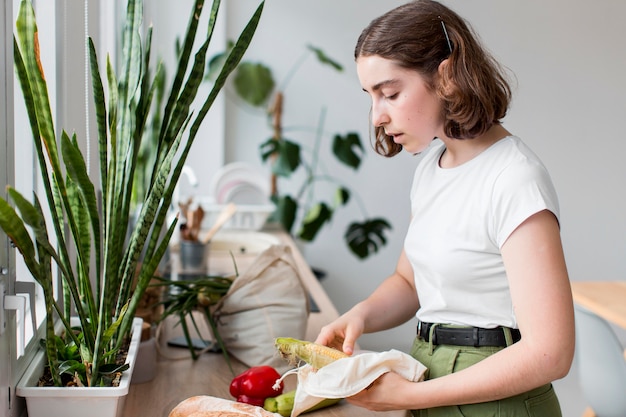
top-left (571, 280), bottom-right (626, 329)
top-left (122, 228), bottom-right (408, 417)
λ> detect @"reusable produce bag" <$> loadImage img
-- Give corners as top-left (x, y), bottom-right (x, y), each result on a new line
top-left (214, 245), bottom-right (309, 372)
top-left (291, 350), bottom-right (427, 417)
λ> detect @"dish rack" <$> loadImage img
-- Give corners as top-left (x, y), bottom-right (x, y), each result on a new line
top-left (200, 202), bottom-right (275, 231)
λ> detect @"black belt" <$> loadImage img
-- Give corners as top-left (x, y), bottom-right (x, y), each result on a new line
top-left (417, 322), bottom-right (521, 347)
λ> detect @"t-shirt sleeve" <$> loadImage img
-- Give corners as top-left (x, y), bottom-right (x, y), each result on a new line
top-left (491, 158), bottom-right (560, 248)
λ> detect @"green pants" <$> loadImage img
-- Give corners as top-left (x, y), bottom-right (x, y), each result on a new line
top-left (409, 335), bottom-right (562, 417)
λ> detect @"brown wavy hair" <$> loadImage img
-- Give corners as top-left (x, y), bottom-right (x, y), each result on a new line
top-left (355, 0), bottom-right (512, 157)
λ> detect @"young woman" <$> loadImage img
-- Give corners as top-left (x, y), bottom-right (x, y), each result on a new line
top-left (315, 1), bottom-right (575, 415)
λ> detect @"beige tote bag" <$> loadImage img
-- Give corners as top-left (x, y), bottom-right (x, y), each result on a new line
top-left (214, 244), bottom-right (310, 372)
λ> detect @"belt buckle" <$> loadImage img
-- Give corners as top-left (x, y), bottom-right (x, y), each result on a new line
top-left (417, 321), bottom-right (423, 338)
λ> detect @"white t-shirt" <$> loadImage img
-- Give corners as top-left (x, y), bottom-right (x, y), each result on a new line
top-left (405, 136), bottom-right (559, 328)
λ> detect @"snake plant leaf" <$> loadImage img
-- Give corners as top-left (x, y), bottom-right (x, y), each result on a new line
top-left (101, 303), bottom-right (128, 351)
top-left (121, 215), bottom-right (178, 345)
top-left (159, 0), bottom-right (207, 144)
top-left (7, 188), bottom-right (44, 235)
top-left (165, 36), bottom-right (212, 145)
top-left (87, 39), bottom-right (108, 194)
top-left (298, 202), bottom-right (333, 242)
top-left (345, 218), bottom-right (393, 259)
top-left (233, 61), bottom-right (275, 107)
top-left (58, 360), bottom-right (85, 376)
top-left (15, 0), bottom-right (59, 173)
top-left (99, 362), bottom-right (130, 376)
top-left (0, 195), bottom-right (38, 274)
top-left (205, 40), bottom-right (234, 81)
top-left (136, 25), bottom-right (154, 136)
top-left (61, 132), bottom-right (100, 262)
top-left (79, 342), bottom-right (92, 365)
top-left (14, 30), bottom-right (71, 274)
top-left (260, 137), bottom-right (301, 177)
top-left (270, 194), bottom-right (298, 234)
top-left (189, 1), bottom-right (265, 140)
top-left (332, 132), bottom-right (364, 170)
top-left (307, 44), bottom-right (344, 72)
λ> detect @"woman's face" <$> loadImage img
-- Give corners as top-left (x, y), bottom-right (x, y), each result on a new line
top-left (356, 55), bottom-right (444, 154)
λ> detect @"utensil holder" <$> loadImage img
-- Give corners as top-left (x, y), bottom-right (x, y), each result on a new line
top-left (179, 240), bottom-right (208, 273)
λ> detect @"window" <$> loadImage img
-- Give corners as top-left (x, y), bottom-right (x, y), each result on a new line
top-left (1, 2), bottom-right (106, 416)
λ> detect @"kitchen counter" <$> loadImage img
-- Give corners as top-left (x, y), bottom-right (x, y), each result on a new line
top-left (123, 228), bottom-right (409, 417)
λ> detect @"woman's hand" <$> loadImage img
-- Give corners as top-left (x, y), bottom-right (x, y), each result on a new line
top-left (347, 372), bottom-right (413, 411)
top-left (314, 310), bottom-right (365, 355)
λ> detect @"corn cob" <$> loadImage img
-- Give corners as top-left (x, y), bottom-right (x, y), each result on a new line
top-left (274, 337), bottom-right (348, 369)
top-left (263, 389), bottom-right (341, 417)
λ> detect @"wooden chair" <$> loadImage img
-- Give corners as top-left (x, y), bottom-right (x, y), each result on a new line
top-left (574, 304), bottom-right (626, 417)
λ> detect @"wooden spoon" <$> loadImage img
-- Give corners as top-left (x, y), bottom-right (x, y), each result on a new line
top-left (201, 203), bottom-right (237, 244)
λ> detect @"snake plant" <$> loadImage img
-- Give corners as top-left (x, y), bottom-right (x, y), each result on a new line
top-left (0, 0), bottom-right (263, 387)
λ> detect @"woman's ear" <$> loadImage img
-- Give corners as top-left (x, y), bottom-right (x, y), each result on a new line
top-left (437, 58), bottom-right (454, 96)
top-left (438, 58), bottom-right (449, 75)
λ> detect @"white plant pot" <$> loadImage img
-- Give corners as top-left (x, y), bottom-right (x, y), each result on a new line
top-left (16, 317), bottom-right (143, 417)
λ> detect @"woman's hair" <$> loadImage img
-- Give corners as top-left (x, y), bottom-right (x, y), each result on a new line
top-left (355, 0), bottom-right (512, 157)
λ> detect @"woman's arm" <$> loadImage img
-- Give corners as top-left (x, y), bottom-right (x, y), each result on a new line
top-left (315, 249), bottom-right (419, 355)
top-left (349, 209), bottom-right (575, 410)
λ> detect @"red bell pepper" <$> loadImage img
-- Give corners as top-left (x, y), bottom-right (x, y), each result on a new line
top-left (229, 365), bottom-right (284, 407)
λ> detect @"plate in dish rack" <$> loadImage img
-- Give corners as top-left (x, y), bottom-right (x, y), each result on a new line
top-left (209, 162), bottom-right (270, 205)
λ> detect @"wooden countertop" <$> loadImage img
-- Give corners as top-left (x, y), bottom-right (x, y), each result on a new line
top-left (123, 228), bottom-right (408, 417)
top-left (571, 280), bottom-right (626, 330)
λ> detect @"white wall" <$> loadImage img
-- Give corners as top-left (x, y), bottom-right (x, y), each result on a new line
top-left (220, 0), bottom-right (626, 352)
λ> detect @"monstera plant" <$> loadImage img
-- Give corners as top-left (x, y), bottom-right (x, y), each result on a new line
top-left (0, 0), bottom-right (263, 388)
top-left (214, 44), bottom-right (392, 259)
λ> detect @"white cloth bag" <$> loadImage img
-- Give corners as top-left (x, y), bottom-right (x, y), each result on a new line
top-left (214, 245), bottom-right (309, 372)
top-left (291, 349), bottom-right (427, 417)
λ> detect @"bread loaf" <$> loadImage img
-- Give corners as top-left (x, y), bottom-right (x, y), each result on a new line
top-left (169, 396), bottom-right (280, 417)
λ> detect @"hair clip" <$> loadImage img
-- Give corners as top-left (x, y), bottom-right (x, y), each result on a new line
top-left (440, 19), bottom-right (453, 54)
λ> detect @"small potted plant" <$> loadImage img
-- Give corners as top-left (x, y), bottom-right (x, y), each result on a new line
top-left (0, 0), bottom-right (263, 416)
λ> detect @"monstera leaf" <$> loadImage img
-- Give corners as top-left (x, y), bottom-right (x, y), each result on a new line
top-left (298, 203), bottom-right (333, 242)
top-left (332, 132), bottom-right (364, 170)
top-left (345, 218), bottom-right (393, 259)
top-left (260, 137), bottom-right (301, 177)
top-left (234, 61), bottom-right (275, 107)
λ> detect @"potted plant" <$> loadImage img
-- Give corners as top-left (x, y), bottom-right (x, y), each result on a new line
top-left (219, 45), bottom-right (392, 259)
top-left (0, 0), bottom-right (263, 415)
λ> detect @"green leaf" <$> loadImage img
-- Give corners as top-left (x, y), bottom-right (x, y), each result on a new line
top-left (0, 196), bottom-right (38, 275)
top-left (298, 203), bottom-right (332, 242)
top-left (307, 44), bottom-right (343, 72)
top-left (270, 194), bottom-right (298, 234)
top-left (260, 138), bottom-right (301, 177)
top-left (79, 341), bottom-right (92, 364)
top-left (159, 0), bottom-right (205, 144)
top-left (205, 43), bottom-right (230, 81)
top-left (233, 61), bottom-right (275, 107)
top-left (58, 360), bottom-right (85, 376)
top-left (61, 131), bottom-right (100, 268)
top-left (102, 304), bottom-right (128, 349)
top-left (334, 187), bottom-right (350, 206)
top-left (187, 0), bottom-right (265, 142)
top-left (332, 132), bottom-right (364, 170)
top-left (345, 218), bottom-right (392, 259)
top-left (87, 38), bottom-right (108, 199)
top-left (99, 362), bottom-right (130, 375)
